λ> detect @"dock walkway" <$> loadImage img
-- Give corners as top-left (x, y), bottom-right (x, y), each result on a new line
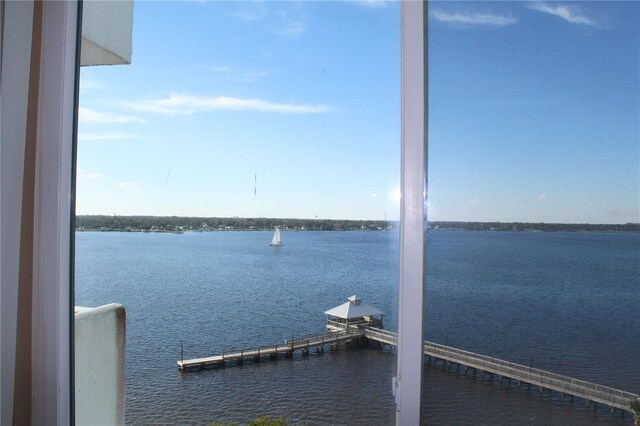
top-left (177, 329), bottom-right (364, 370)
top-left (178, 326), bottom-right (638, 415)
top-left (362, 327), bottom-right (638, 414)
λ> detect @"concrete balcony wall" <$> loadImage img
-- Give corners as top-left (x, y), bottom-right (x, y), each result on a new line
top-left (75, 304), bottom-right (126, 426)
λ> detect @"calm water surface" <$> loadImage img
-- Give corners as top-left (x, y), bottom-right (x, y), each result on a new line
top-left (75, 230), bottom-right (639, 425)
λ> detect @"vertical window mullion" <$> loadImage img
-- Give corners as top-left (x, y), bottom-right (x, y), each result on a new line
top-left (32, 1), bottom-right (80, 423)
top-left (396, 1), bottom-right (427, 425)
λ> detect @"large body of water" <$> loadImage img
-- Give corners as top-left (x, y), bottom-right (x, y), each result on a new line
top-left (75, 230), bottom-right (639, 425)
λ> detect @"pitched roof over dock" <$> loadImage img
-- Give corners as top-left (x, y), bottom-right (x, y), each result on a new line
top-left (324, 295), bottom-right (383, 319)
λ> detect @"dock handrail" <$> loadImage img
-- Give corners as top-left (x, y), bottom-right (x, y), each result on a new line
top-left (180, 329), bottom-right (366, 367)
top-left (178, 325), bottom-right (638, 414)
top-left (360, 326), bottom-right (638, 411)
top-left (423, 341), bottom-right (638, 401)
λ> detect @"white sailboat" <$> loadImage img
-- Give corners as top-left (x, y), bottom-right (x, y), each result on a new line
top-left (270, 227), bottom-right (283, 246)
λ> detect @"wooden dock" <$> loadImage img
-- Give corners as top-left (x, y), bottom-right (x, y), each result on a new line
top-left (178, 326), bottom-right (639, 415)
top-left (177, 329), bottom-right (366, 370)
top-left (362, 327), bottom-right (638, 415)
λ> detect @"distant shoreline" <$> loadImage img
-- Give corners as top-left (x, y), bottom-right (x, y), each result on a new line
top-left (75, 215), bottom-right (640, 233)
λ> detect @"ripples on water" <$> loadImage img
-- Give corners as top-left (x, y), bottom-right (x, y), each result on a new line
top-left (75, 230), bottom-right (639, 425)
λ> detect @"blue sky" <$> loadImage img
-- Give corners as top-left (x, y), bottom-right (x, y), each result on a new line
top-left (77, 1), bottom-right (639, 224)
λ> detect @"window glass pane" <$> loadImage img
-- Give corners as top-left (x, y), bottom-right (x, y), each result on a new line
top-left (76, 1), bottom-right (401, 424)
top-left (426, 1), bottom-right (639, 423)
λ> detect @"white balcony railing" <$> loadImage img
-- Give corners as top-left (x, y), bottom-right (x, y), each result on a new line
top-left (75, 304), bottom-right (126, 426)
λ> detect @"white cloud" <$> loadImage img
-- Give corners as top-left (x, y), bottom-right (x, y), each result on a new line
top-left (538, 194), bottom-right (548, 201)
top-left (125, 94), bottom-right (330, 115)
top-left (430, 10), bottom-right (517, 27)
top-left (276, 21), bottom-right (306, 37)
top-left (119, 182), bottom-right (141, 191)
top-left (352, 0), bottom-right (388, 9)
top-left (79, 107), bottom-right (146, 124)
top-left (209, 66), bottom-right (233, 72)
top-left (230, 3), bottom-right (268, 22)
top-left (78, 132), bottom-right (137, 141)
top-left (79, 79), bottom-right (104, 94)
top-left (77, 168), bottom-right (103, 180)
top-left (207, 66), bottom-right (273, 83)
top-left (370, 193), bottom-right (378, 197)
top-left (229, 4), bottom-right (306, 37)
top-left (527, 2), bottom-right (604, 28)
top-left (242, 69), bottom-right (273, 82)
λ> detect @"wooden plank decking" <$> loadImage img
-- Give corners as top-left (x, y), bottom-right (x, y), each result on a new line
top-left (362, 327), bottom-right (638, 414)
top-left (177, 329), bottom-right (365, 370)
top-left (178, 326), bottom-right (639, 415)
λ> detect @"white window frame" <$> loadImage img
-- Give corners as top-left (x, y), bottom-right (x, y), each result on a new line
top-left (1, 1), bottom-right (80, 424)
top-left (1, 0), bottom-right (426, 423)
top-left (396, 1), bottom-right (426, 424)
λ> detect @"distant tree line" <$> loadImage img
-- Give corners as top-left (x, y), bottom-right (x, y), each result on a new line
top-left (75, 215), bottom-right (393, 232)
top-left (428, 221), bottom-right (639, 232)
top-left (75, 215), bottom-right (639, 233)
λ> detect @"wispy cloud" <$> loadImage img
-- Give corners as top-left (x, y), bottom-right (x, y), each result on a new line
top-left (228, 3), bottom-right (306, 38)
top-left (77, 169), bottom-right (103, 180)
top-left (79, 107), bottom-right (147, 124)
top-left (527, 2), bottom-right (604, 28)
top-left (78, 132), bottom-right (137, 141)
top-left (430, 9), bottom-right (517, 27)
top-left (79, 79), bottom-right (104, 95)
top-left (352, 0), bottom-right (388, 9)
top-left (242, 70), bottom-right (272, 82)
top-left (125, 94), bottom-right (330, 115)
top-left (271, 8), bottom-right (308, 38)
top-left (206, 66), bottom-right (273, 83)
top-left (538, 194), bottom-right (548, 201)
top-left (209, 66), bottom-right (232, 72)
top-left (119, 182), bottom-right (141, 191)
top-left (276, 21), bottom-right (306, 37)
top-left (229, 3), bottom-right (268, 22)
